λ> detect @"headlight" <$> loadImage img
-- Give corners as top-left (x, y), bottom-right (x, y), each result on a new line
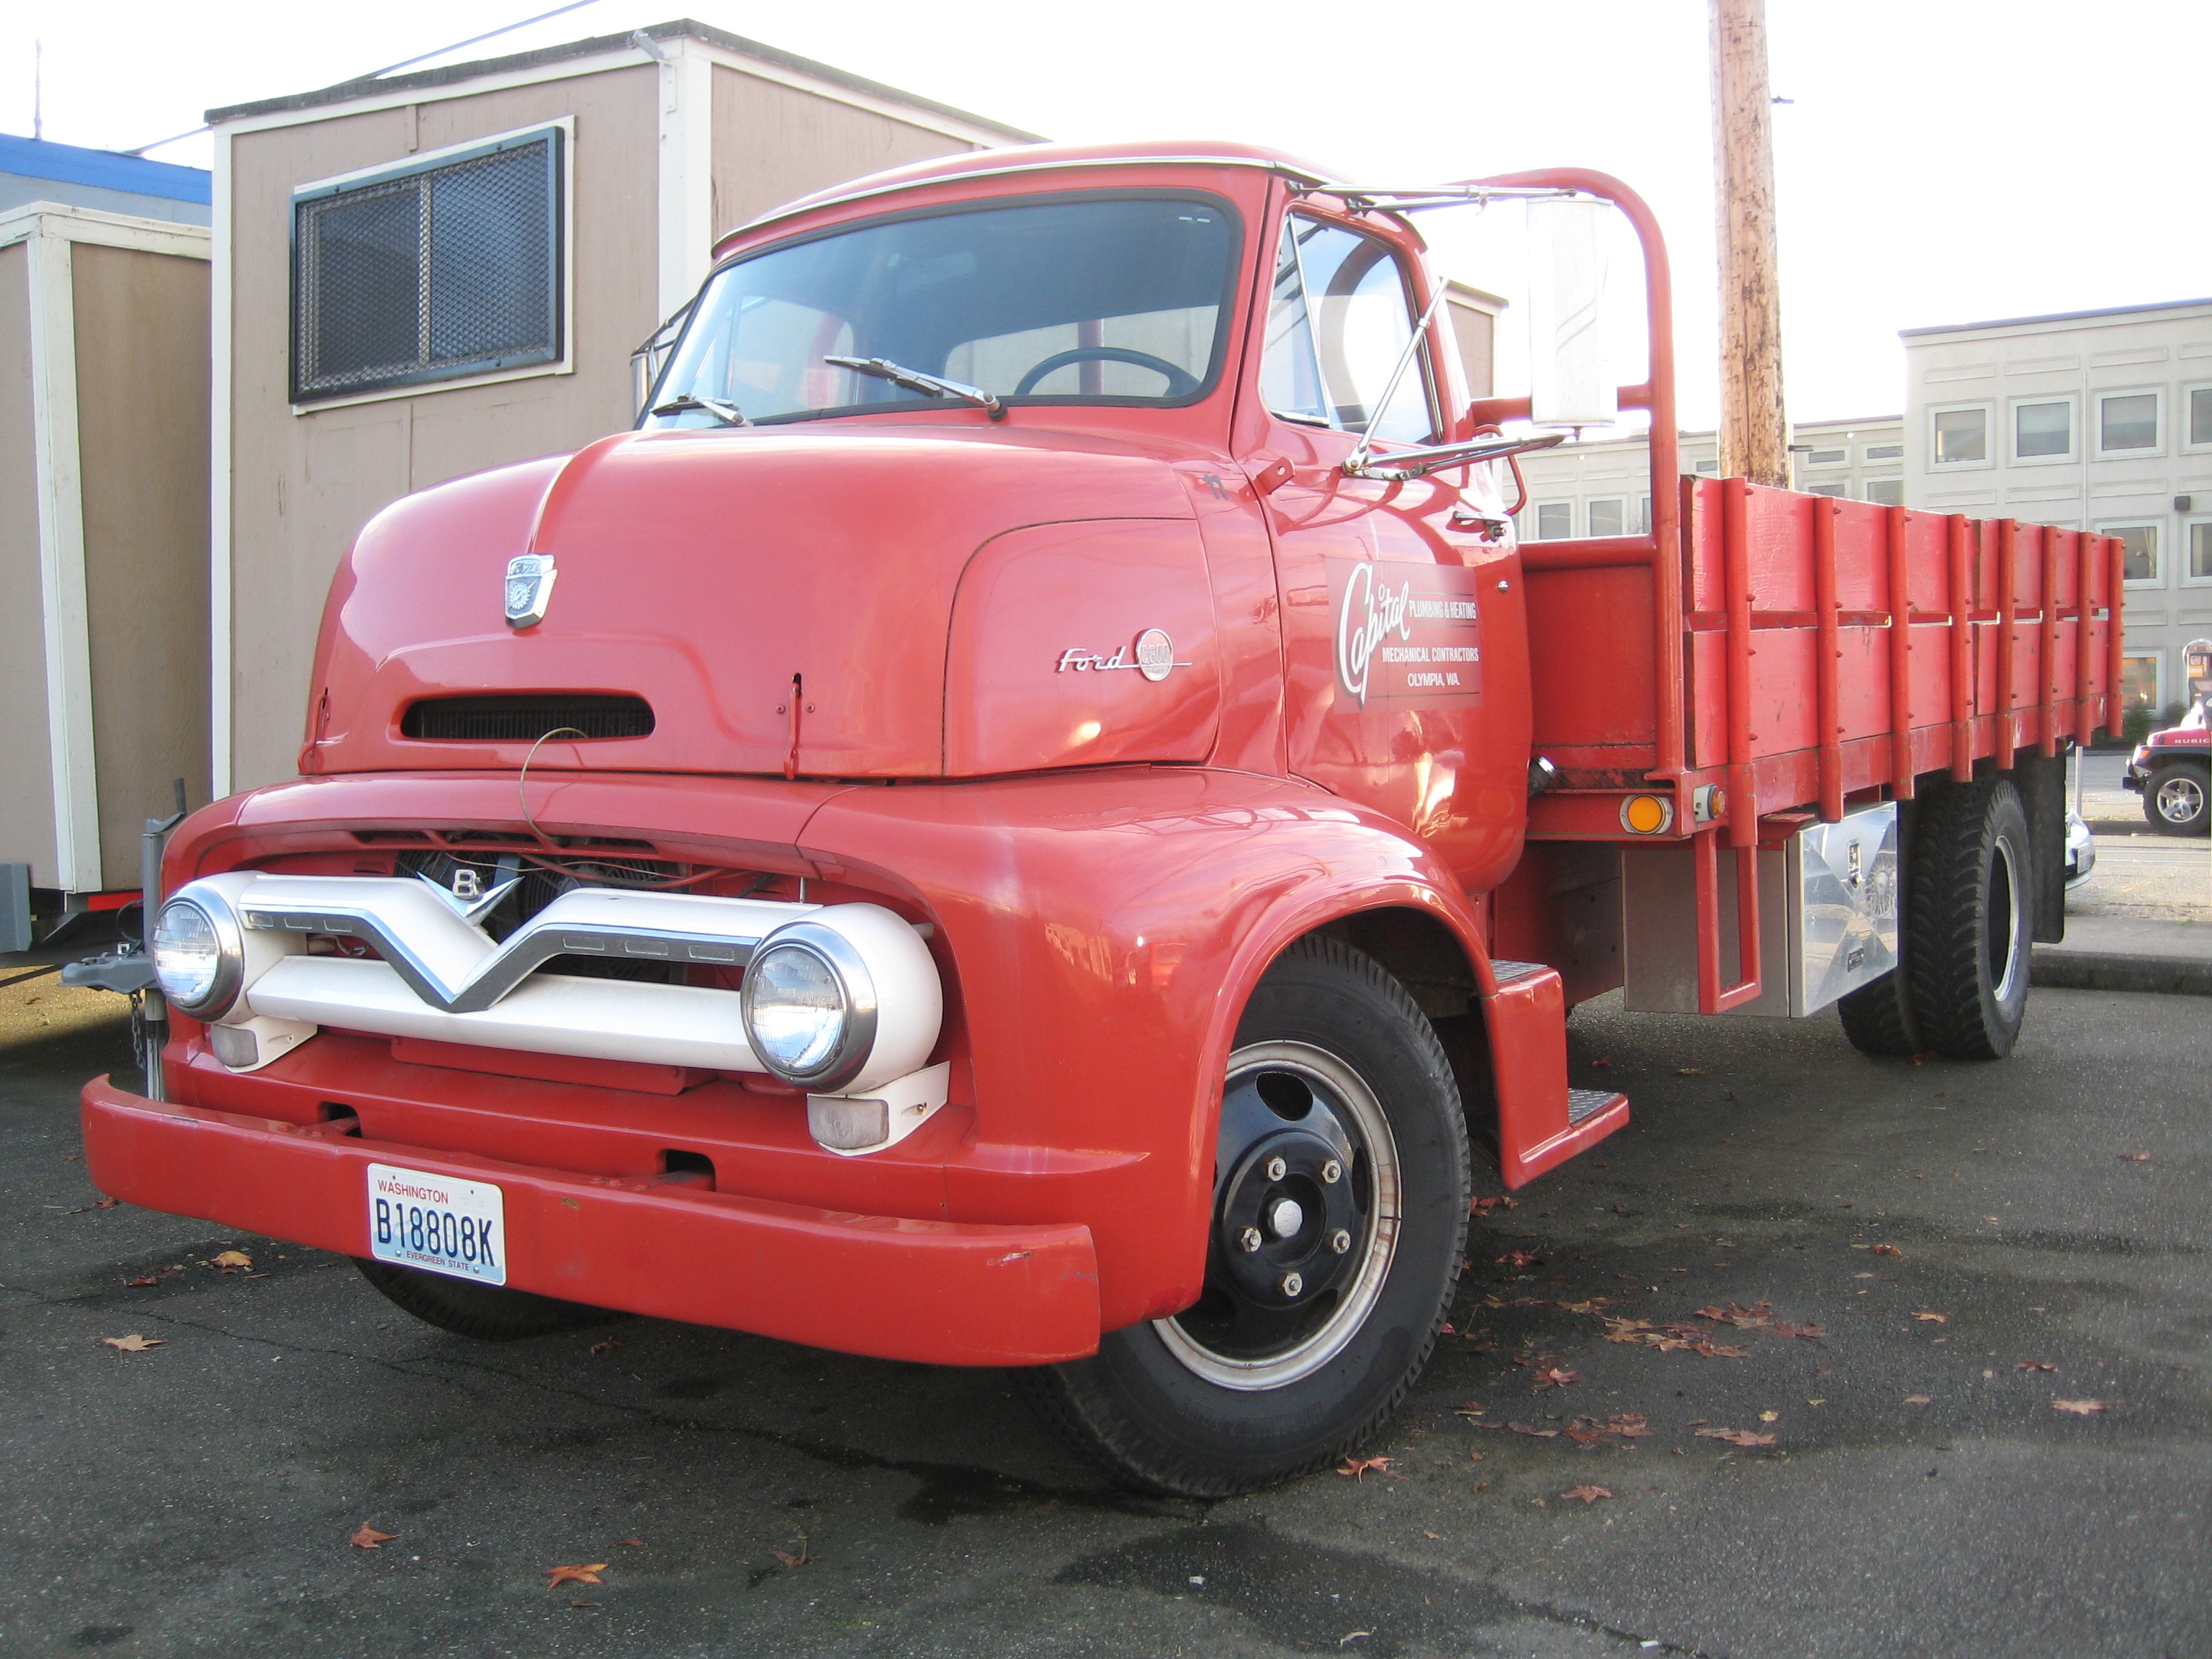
top-left (740, 922), bottom-right (878, 1092)
top-left (152, 893), bottom-right (244, 1019)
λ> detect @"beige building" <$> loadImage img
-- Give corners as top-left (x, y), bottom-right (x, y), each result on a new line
top-left (1, 202), bottom-right (211, 946)
top-left (1512, 414), bottom-right (1905, 541)
top-left (1902, 298), bottom-right (2212, 716)
top-left (210, 20), bottom-right (1035, 795)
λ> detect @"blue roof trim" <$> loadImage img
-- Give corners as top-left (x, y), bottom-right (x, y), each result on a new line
top-left (0, 132), bottom-right (212, 206)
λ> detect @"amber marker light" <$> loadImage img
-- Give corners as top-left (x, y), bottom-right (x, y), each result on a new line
top-left (1619, 794), bottom-right (1675, 835)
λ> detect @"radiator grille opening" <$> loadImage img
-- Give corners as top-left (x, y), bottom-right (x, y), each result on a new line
top-left (400, 694), bottom-right (654, 742)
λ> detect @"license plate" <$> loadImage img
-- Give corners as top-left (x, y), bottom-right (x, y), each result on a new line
top-left (367, 1162), bottom-right (507, 1285)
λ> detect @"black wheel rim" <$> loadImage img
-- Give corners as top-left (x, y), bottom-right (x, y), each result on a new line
top-left (1154, 1041), bottom-right (1401, 1390)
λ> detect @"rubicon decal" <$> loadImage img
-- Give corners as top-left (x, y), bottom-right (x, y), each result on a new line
top-left (1057, 628), bottom-right (1187, 682)
top-left (1329, 559), bottom-right (1485, 708)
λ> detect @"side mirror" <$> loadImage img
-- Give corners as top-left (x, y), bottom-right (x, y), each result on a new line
top-left (1524, 198), bottom-right (1617, 430)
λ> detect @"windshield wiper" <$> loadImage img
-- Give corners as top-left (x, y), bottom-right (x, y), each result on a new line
top-left (825, 355), bottom-right (1006, 421)
top-left (649, 392), bottom-right (750, 426)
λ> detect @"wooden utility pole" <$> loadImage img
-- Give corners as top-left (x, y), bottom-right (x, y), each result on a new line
top-left (1710, 0), bottom-right (1789, 486)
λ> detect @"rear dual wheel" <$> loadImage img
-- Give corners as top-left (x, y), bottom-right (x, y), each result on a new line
top-left (1014, 936), bottom-right (1470, 1496)
top-left (1838, 777), bottom-right (2033, 1061)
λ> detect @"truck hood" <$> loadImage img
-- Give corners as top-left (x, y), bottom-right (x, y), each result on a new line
top-left (305, 425), bottom-right (1223, 781)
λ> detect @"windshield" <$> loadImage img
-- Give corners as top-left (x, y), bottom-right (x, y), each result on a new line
top-left (644, 194), bottom-right (1238, 427)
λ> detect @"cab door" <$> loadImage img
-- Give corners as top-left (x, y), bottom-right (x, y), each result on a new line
top-left (1237, 206), bottom-right (1532, 894)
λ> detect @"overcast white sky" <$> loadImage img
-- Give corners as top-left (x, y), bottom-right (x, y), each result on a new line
top-left (4, 1), bottom-right (2206, 431)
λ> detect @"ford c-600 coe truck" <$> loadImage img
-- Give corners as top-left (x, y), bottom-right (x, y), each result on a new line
top-left (77, 140), bottom-right (2121, 1495)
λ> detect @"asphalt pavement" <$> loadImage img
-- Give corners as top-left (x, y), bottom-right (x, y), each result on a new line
top-left (2, 956), bottom-right (2206, 1658)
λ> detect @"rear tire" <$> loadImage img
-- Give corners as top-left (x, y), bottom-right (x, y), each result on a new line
top-left (1838, 966), bottom-right (1920, 1057)
top-left (354, 1258), bottom-right (615, 1341)
top-left (2143, 763), bottom-right (2209, 835)
top-left (1906, 778), bottom-right (2034, 1060)
top-left (1012, 935), bottom-right (1470, 1496)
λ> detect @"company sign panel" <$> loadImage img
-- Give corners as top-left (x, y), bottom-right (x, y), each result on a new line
top-left (1326, 558), bottom-right (1485, 709)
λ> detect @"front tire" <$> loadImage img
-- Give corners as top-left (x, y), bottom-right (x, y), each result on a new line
top-left (354, 1259), bottom-right (614, 1341)
top-left (1013, 935), bottom-right (1470, 1496)
top-left (1907, 778), bottom-right (2034, 1060)
top-left (2144, 763), bottom-right (2210, 835)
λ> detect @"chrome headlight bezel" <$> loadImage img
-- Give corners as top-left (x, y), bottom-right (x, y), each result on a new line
top-left (152, 887), bottom-right (246, 1020)
top-left (739, 921), bottom-right (879, 1092)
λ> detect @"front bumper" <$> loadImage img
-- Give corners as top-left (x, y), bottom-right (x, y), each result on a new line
top-left (81, 1074), bottom-right (1099, 1367)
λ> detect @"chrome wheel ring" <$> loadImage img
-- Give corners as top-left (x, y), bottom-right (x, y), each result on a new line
top-left (1990, 836), bottom-right (2025, 1004)
top-left (1154, 1040), bottom-right (1402, 1391)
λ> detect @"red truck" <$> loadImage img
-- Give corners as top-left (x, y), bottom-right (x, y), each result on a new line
top-left (76, 141), bottom-right (2121, 1496)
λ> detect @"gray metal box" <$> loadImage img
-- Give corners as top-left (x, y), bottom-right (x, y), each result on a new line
top-left (1622, 803), bottom-right (1899, 1017)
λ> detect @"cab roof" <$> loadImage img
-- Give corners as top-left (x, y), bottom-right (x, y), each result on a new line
top-left (714, 139), bottom-right (1343, 258)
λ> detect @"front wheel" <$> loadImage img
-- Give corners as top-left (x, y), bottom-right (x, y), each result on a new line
top-left (1013, 935), bottom-right (1470, 1496)
top-left (354, 1258), bottom-right (615, 1341)
top-left (2144, 764), bottom-right (2210, 835)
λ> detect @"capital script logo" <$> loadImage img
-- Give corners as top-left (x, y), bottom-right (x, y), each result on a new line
top-left (1335, 563), bottom-right (1412, 707)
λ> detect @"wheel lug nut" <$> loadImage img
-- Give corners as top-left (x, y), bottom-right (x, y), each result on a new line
top-left (1238, 1226), bottom-right (1263, 1253)
top-left (1279, 1272), bottom-right (1303, 1298)
top-left (1265, 1156), bottom-right (1287, 1182)
top-left (1329, 1228), bottom-right (1352, 1254)
top-left (1321, 1159), bottom-right (1342, 1184)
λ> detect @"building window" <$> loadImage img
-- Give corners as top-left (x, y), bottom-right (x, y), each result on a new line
top-left (1534, 501), bottom-right (1573, 539)
top-left (2097, 390), bottom-right (2162, 455)
top-left (1693, 458), bottom-right (1719, 474)
top-left (292, 124), bottom-right (565, 404)
top-left (1864, 443), bottom-right (1903, 462)
top-left (1804, 482), bottom-right (1849, 498)
top-left (1804, 447), bottom-right (1847, 467)
top-left (2185, 385), bottom-right (2212, 451)
top-left (1636, 495), bottom-right (1653, 535)
top-left (2121, 653), bottom-right (2162, 712)
top-left (2190, 520), bottom-right (2212, 585)
top-left (1587, 498), bottom-right (1625, 536)
top-left (2104, 523), bottom-right (2161, 585)
top-left (1931, 405), bottom-right (1990, 466)
top-left (1864, 477), bottom-right (1905, 505)
top-left (2012, 398), bottom-right (2073, 462)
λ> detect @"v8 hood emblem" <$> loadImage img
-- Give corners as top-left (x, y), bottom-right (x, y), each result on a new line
top-left (504, 554), bottom-right (557, 629)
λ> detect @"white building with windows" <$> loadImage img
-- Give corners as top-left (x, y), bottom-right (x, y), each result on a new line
top-left (1902, 298), bottom-right (2212, 717)
top-left (1513, 415), bottom-right (1904, 542)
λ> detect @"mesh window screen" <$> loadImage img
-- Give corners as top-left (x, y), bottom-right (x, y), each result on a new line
top-left (293, 127), bottom-right (562, 401)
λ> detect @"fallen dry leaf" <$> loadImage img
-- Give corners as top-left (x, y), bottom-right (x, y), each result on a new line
top-left (1768, 1321), bottom-right (1830, 1341)
top-left (2016, 1360), bottom-right (2057, 1372)
top-left (1675, 1067), bottom-right (1707, 1076)
top-left (770, 1549), bottom-right (815, 1568)
top-left (1336, 1455), bottom-right (1395, 1479)
top-left (98, 1334), bottom-right (163, 1352)
top-left (1870, 1244), bottom-right (1903, 1257)
top-left (1495, 1250), bottom-right (1546, 1271)
top-left (1695, 1428), bottom-right (1776, 1447)
top-left (123, 1275), bottom-right (158, 1287)
top-left (1507, 1421), bottom-right (1560, 1439)
top-left (1758, 1410), bottom-right (1779, 1424)
top-left (1913, 1312), bottom-right (1949, 1323)
top-left (1903, 1394), bottom-right (1932, 1405)
top-left (2051, 1398), bottom-right (2116, 1416)
top-left (210, 1250), bottom-right (252, 1270)
top-left (1469, 1195), bottom-right (1519, 1214)
top-left (350, 1524), bottom-right (396, 1550)
top-left (588, 1339), bottom-right (623, 1355)
top-left (2118, 1153), bottom-right (2151, 1162)
top-left (1560, 1485), bottom-right (1614, 1503)
top-left (1530, 1367), bottom-right (1581, 1390)
top-left (546, 1563), bottom-right (608, 1589)
top-left (621, 1537), bottom-right (644, 1547)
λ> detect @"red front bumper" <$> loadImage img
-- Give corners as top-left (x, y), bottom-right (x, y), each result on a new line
top-left (81, 1076), bottom-right (1100, 1367)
